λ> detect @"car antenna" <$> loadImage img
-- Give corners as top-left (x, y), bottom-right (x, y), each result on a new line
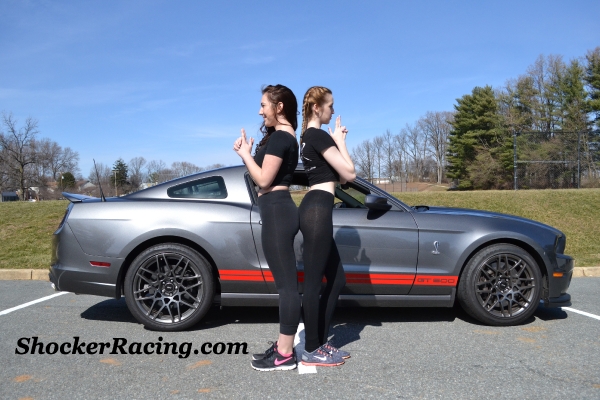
top-left (93, 159), bottom-right (106, 202)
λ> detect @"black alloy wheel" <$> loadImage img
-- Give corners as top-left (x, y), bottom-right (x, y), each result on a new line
top-left (124, 243), bottom-right (214, 331)
top-left (457, 244), bottom-right (542, 326)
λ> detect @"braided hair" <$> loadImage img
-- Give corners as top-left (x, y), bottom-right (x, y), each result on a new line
top-left (254, 84), bottom-right (298, 155)
top-left (300, 86), bottom-right (332, 146)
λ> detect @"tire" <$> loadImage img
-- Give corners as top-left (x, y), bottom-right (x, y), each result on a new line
top-left (124, 243), bottom-right (214, 331)
top-left (457, 244), bottom-right (542, 326)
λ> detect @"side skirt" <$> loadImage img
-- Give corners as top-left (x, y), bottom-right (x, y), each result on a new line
top-left (218, 289), bottom-right (456, 308)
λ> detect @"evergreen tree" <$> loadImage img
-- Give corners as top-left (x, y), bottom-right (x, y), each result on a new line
top-left (585, 47), bottom-right (600, 130)
top-left (447, 86), bottom-right (508, 189)
top-left (557, 59), bottom-right (589, 133)
top-left (60, 171), bottom-right (76, 190)
top-left (112, 158), bottom-right (128, 190)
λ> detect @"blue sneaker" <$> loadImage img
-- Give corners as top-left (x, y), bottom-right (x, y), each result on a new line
top-left (301, 346), bottom-right (344, 367)
top-left (322, 341), bottom-right (350, 359)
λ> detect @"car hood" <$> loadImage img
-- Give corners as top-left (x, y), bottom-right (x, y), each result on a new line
top-left (413, 205), bottom-right (563, 235)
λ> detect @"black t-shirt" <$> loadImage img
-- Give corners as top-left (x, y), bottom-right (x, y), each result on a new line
top-left (253, 130), bottom-right (299, 187)
top-left (300, 127), bottom-right (340, 186)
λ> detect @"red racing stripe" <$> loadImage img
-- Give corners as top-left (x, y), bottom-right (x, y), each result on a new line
top-left (220, 270), bottom-right (458, 287)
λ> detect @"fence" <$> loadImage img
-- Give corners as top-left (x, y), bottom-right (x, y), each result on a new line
top-left (513, 131), bottom-right (600, 190)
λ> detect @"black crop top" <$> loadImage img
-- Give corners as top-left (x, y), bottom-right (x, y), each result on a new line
top-left (253, 130), bottom-right (299, 187)
top-left (300, 127), bottom-right (340, 186)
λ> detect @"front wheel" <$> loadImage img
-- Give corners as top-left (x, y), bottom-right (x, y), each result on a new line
top-left (124, 243), bottom-right (214, 331)
top-left (457, 244), bottom-right (542, 326)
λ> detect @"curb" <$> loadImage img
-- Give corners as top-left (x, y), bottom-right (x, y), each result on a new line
top-left (0, 267), bottom-right (599, 281)
top-left (0, 269), bottom-right (50, 281)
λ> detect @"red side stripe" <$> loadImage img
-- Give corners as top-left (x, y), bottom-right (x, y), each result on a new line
top-left (219, 270), bottom-right (458, 287)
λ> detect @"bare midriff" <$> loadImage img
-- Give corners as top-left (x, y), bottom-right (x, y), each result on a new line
top-left (258, 185), bottom-right (290, 196)
top-left (308, 181), bottom-right (336, 195)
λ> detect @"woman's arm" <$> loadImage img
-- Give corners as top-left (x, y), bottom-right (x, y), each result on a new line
top-left (234, 129), bottom-right (283, 188)
top-left (322, 146), bottom-right (356, 183)
top-left (322, 116), bottom-right (356, 182)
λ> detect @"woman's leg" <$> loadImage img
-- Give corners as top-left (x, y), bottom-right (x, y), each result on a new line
top-left (317, 242), bottom-right (346, 345)
top-left (259, 191), bottom-right (300, 354)
top-left (299, 190), bottom-right (335, 353)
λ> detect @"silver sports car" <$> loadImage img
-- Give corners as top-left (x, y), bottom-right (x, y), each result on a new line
top-left (50, 165), bottom-right (573, 331)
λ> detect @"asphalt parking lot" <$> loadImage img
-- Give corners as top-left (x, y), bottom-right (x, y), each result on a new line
top-left (1, 278), bottom-right (599, 399)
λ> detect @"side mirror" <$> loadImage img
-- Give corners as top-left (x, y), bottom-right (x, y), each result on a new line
top-left (364, 194), bottom-right (392, 211)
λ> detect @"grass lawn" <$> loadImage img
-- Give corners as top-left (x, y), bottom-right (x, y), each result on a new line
top-left (0, 200), bottom-right (69, 270)
top-left (1, 189), bottom-right (598, 269)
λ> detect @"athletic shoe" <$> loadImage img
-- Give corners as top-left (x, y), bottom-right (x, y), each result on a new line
top-left (252, 341), bottom-right (277, 361)
top-left (322, 341), bottom-right (350, 359)
top-left (301, 346), bottom-right (344, 367)
top-left (251, 348), bottom-right (297, 371)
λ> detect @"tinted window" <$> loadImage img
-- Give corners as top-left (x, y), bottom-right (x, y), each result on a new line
top-left (334, 183), bottom-right (368, 208)
top-left (167, 176), bottom-right (228, 199)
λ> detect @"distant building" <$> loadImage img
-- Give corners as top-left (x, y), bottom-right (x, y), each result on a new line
top-left (1, 191), bottom-right (19, 202)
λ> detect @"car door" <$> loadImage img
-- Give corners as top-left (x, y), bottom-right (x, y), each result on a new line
top-left (326, 183), bottom-right (418, 295)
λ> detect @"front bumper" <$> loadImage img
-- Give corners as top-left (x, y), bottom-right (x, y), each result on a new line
top-left (543, 293), bottom-right (572, 308)
top-left (543, 253), bottom-right (574, 308)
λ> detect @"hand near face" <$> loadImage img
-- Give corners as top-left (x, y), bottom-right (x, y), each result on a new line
top-left (233, 128), bottom-right (254, 156)
top-left (329, 115), bottom-right (348, 143)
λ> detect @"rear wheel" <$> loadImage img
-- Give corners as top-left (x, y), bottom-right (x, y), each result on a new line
top-left (124, 243), bottom-right (214, 331)
top-left (457, 244), bottom-right (541, 326)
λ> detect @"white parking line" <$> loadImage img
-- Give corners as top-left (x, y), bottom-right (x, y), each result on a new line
top-left (0, 292), bottom-right (68, 316)
top-left (294, 322), bottom-right (317, 374)
top-left (562, 307), bottom-right (600, 321)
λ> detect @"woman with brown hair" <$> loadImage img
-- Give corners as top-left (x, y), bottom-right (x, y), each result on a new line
top-left (233, 84), bottom-right (300, 371)
top-left (298, 86), bottom-right (356, 367)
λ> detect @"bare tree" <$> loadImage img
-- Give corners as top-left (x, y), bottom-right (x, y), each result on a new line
top-left (393, 131), bottom-right (408, 185)
top-left (171, 161), bottom-right (203, 178)
top-left (382, 129), bottom-right (396, 183)
top-left (129, 156), bottom-right (147, 190)
top-left (205, 163), bottom-right (226, 170)
top-left (372, 136), bottom-right (384, 182)
top-left (36, 138), bottom-right (80, 181)
top-left (402, 122), bottom-right (425, 182)
top-left (352, 139), bottom-right (375, 183)
top-left (420, 111), bottom-right (453, 184)
top-left (88, 162), bottom-right (113, 197)
top-left (0, 113), bottom-right (40, 199)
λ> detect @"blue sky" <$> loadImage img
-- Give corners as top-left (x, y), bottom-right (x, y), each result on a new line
top-left (1, 0), bottom-right (599, 178)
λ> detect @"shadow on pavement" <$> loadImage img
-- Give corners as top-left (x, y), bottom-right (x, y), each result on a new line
top-left (80, 297), bottom-right (137, 324)
top-left (79, 298), bottom-right (568, 335)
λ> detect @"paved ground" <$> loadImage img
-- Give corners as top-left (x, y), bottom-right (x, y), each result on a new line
top-left (0, 278), bottom-right (599, 399)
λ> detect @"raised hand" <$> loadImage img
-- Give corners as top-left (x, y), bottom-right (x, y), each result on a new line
top-left (233, 128), bottom-right (254, 157)
top-left (328, 115), bottom-right (348, 143)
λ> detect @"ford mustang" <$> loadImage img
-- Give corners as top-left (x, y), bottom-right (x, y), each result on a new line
top-left (50, 165), bottom-right (573, 331)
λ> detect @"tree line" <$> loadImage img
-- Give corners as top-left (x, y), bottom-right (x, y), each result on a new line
top-left (0, 112), bottom-right (80, 200)
top-left (352, 47), bottom-right (600, 189)
top-left (87, 157), bottom-right (226, 197)
top-left (0, 111), bottom-right (225, 199)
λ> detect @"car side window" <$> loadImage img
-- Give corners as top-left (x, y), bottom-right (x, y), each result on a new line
top-left (334, 184), bottom-right (368, 209)
top-left (167, 176), bottom-right (228, 199)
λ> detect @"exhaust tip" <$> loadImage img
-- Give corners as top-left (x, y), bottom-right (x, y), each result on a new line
top-left (50, 282), bottom-right (57, 291)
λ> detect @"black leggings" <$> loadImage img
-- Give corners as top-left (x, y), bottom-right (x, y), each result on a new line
top-left (258, 190), bottom-right (301, 336)
top-left (299, 190), bottom-right (346, 352)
